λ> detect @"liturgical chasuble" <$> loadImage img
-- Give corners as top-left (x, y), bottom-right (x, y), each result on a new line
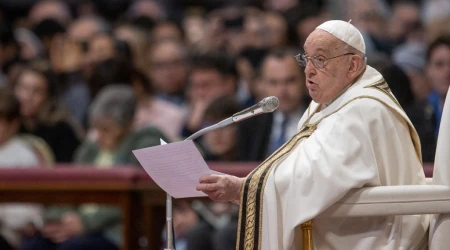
top-left (236, 65), bottom-right (429, 250)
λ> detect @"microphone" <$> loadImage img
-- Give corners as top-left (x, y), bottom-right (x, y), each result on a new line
top-left (232, 96), bottom-right (279, 122)
top-left (186, 96), bottom-right (279, 140)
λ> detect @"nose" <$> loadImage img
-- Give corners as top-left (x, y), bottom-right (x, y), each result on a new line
top-left (304, 60), bottom-right (316, 78)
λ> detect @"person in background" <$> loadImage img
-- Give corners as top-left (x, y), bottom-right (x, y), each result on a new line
top-left (13, 61), bottom-right (81, 163)
top-left (236, 47), bottom-right (268, 107)
top-left (28, 0), bottom-right (72, 27)
top-left (381, 64), bottom-right (436, 162)
top-left (426, 35), bottom-right (450, 138)
top-left (148, 39), bottom-right (189, 106)
top-left (151, 20), bottom-right (184, 43)
top-left (86, 32), bottom-right (132, 78)
top-left (238, 48), bottom-right (307, 161)
top-left (131, 68), bottom-right (185, 141)
top-left (0, 88), bottom-right (43, 250)
top-left (201, 95), bottom-right (242, 161)
top-left (264, 12), bottom-right (289, 49)
top-left (21, 85), bottom-right (168, 250)
top-left (88, 57), bottom-right (132, 100)
top-left (114, 22), bottom-right (150, 73)
top-left (76, 84), bottom-right (169, 166)
top-left (182, 51), bottom-right (238, 138)
top-left (67, 16), bottom-right (111, 77)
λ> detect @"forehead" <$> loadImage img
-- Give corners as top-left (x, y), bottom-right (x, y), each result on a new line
top-left (304, 29), bottom-right (340, 55)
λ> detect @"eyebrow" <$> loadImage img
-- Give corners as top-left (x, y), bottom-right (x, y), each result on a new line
top-left (303, 47), bottom-right (327, 55)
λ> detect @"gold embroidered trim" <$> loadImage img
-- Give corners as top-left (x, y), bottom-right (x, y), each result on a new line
top-left (364, 79), bottom-right (402, 109)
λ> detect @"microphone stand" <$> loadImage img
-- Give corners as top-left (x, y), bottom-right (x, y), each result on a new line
top-left (164, 117), bottom-right (234, 250)
top-left (164, 96), bottom-right (279, 249)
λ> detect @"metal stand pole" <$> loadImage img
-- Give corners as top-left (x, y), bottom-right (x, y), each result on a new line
top-left (165, 193), bottom-right (175, 250)
top-left (164, 117), bottom-right (233, 250)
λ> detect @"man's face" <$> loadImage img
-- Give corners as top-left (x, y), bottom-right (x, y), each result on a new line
top-left (149, 42), bottom-right (188, 95)
top-left (427, 45), bottom-right (450, 97)
top-left (188, 69), bottom-right (234, 103)
top-left (262, 56), bottom-right (305, 113)
top-left (303, 29), bottom-right (352, 104)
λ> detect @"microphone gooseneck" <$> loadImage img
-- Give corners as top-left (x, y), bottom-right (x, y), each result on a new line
top-left (185, 96), bottom-right (279, 141)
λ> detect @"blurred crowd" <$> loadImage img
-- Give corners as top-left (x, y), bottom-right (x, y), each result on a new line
top-left (0, 0), bottom-right (449, 249)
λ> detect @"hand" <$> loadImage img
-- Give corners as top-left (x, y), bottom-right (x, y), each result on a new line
top-left (196, 174), bottom-right (244, 203)
top-left (42, 213), bottom-right (84, 243)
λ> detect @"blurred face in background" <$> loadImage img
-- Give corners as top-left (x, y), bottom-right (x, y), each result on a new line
top-left (264, 12), bottom-right (288, 48)
top-left (87, 33), bottom-right (116, 70)
top-left (149, 41), bottom-right (188, 95)
top-left (92, 117), bottom-right (128, 151)
top-left (188, 69), bottom-right (234, 104)
top-left (14, 69), bottom-right (48, 118)
top-left (152, 22), bottom-right (184, 43)
top-left (427, 45), bottom-right (450, 98)
top-left (204, 122), bottom-right (237, 160)
top-left (389, 2), bottom-right (420, 41)
top-left (262, 56), bottom-right (305, 113)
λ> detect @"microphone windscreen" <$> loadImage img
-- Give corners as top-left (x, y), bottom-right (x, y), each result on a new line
top-left (261, 96), bottom-right (279, 112)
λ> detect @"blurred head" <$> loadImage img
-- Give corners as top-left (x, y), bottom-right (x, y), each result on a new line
top-left (151, 21), bottom-right (184, 43)
top-left (28, 0), bottom-right (72, 26)
top-left (264, 12), bottom-right (288, 48)
top-left (427, 36), bottom-right (450, 99)
top-left (188, 51), bottom-right (237, 103)
top-left (126, 0), bottom-right (167, 21)
top-left (87, 33), bottom-right (117, 66)
top-left (114, 23), bottom-right (150, 71)
top-left (89, 85), bottom-right (136, 151)
top-left (0, 88), bottom-right (21, 146)
top-left (13, 62), bottom-right (56, 119)
top-left (263, 0), bottom-right (298, 12)
top-left (88, 57), bottom-right (133, 98)
top-left (294, 6), bottom-right (327, 46)
top-left (203, 95), bottom-right (241, 161)
top-left (347, 0), bottom-right (389, 38)
top-left (260, 49), bottom-right (305, 113)
top-left (68, 16), bottom-right (111, 44)
top-left (389, 1), bottom-right (420, 41)
top-left (303, 29), bottom-right (366, 104)
top-left (149, 39), bottom-right (188, 95)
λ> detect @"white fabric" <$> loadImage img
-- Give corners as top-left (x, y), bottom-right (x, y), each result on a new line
top-left (0, 137), bottom-right (39, 166)
top-left (318, 185), bottom-right (450, 218)
top-left (261, 66), bottom-right (429, 250)
top-left (0, 137), bottom-right (43, 247)
top-left (316, 20), bottom-right (366, 54)
top-left (429, 86), bottom-right (450, 250)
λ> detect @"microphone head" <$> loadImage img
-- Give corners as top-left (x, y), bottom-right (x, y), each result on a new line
top-left (261, 96), bottom-right (279, 112)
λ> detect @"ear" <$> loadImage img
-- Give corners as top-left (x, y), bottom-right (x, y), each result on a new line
top-left (347, 55), bottom-right (363, 78)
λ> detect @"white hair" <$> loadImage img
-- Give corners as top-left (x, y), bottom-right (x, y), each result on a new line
top-left (89, 85), bottom-right (136, 127)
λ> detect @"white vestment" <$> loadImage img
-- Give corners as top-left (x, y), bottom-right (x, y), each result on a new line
top-left (236, 66), bottom-right (429, 250)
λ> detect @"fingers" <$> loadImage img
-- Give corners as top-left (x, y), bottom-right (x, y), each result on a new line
top-left (196, 183), bottom-right (218, 192)
top-left (199, 174), bottom-right (220, 183)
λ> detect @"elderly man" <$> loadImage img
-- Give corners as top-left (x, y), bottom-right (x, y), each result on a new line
top-left (197, 20), bottom-right (428, 250)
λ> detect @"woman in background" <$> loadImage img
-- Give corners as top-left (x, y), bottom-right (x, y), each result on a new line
top-left (13, 61), bottom-right (81, 163)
